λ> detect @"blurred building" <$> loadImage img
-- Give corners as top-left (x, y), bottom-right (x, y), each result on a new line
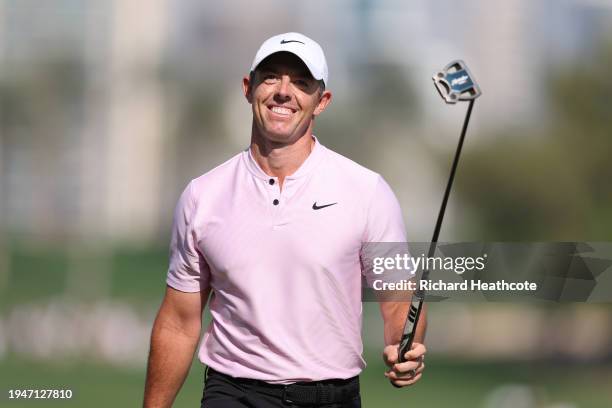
top-left (0, 0), bottom-right (168, 245)
top-left (0, 0), bottom-right (611, 245)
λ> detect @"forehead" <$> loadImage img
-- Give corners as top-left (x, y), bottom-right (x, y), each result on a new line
top-left (255, 52), bottom-right (313, 78)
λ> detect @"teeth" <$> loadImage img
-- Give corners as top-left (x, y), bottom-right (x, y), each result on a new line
top-left (271, 106), bottom-right (292, 115)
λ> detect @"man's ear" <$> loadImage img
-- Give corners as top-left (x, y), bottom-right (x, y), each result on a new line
top-left (242, 75), bottom-right (253, 103)
top-left (313, 90), bottom-right (332, 116)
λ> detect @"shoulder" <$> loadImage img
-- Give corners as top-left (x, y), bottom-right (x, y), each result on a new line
top-left (320, 145), bottom-right (383, 192)
top-left (319, 144), bottom-right (402, 216)
top-left (187, 151), bottom-right (244, 201)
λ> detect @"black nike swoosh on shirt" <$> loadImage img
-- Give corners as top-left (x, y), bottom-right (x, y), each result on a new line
top-left (280, 39), bottom-right (305, 45)
top-left (312, 202), bottom-right (338, 210)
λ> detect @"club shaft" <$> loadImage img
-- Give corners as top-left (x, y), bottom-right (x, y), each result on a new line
top-left (398, 99), bottom-right (475, 362)
top-left (431, 99), bottom-right (474, 245)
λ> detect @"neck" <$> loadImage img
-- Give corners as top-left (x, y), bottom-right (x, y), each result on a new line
top-left (250, 124), bottom-right (315, 189)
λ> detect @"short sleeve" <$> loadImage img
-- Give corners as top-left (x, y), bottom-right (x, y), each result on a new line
top-left (360, 175), bottom-right (409, 285)
top-left (166, 181), bottom-right (211, 292)
top-left (363, 175), bottom-right (407, 243)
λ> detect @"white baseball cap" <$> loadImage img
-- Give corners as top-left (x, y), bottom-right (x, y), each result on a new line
top-left (250, 32), bottom-right (329, 87)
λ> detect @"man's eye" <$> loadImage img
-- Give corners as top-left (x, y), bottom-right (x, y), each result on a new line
top-left (263, 75), bottom-right (279, 83)
top-left (294, 79), bottom-right (308, 87)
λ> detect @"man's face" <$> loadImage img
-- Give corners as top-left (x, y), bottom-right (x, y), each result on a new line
top-left (243, 52), bottom-right (332, 144)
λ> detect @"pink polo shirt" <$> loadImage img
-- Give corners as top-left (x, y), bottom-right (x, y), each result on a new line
top-left (166, 136), bottom-right (406, 383)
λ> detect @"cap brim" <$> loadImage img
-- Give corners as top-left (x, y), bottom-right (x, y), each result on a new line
top-left (251, 50), bottom-right (325, 84)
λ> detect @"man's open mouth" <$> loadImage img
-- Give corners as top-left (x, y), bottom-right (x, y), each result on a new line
top-left (268, 105), bottom-right (297, 117)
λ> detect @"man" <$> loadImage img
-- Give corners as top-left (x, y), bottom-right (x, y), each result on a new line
top-left (143, 32), bottom-right (427, 408)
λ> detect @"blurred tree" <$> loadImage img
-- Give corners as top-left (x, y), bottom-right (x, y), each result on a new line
top-left (456, 39), bottom-right (612, 240)
top-left (0, 52), bottom-right (86, 240)
top-left (317, 61), bottom-right (420, 166)
top-left (156, 63), bottom-right (235, 222)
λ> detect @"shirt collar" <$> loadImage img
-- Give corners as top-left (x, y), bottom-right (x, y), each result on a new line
top-left (243, 135), bottom-right (325, 181)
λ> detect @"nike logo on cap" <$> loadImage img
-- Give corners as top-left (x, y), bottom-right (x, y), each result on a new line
top-left (280, 39), bottom-right (305, 45)
top-left (312, 202), bottom-right (337, 210)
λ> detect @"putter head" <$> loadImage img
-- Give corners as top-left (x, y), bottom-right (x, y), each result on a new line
top-left (433, 60), bottom-right (481, 104)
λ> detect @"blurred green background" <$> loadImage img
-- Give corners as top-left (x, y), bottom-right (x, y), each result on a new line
top-left (2, 245), bottom-right (611, 407)
top-left (1, 1), bottom-right (612, 407)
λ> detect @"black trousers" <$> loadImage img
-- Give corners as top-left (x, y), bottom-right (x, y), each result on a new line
top-left (201, 368), bottom-right (362, 408)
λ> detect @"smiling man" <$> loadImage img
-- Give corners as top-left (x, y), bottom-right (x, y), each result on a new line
top-left (143, 32), bottom-right (427, 408)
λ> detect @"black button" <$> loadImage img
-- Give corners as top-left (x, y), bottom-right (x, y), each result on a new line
top-left (273, 199), bottom-right (279, 205)
top-left (269, 178), bottom-right (275, 185)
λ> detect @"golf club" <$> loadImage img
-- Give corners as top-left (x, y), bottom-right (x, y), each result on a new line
top-left (397, 60), bottom-right (481, 363)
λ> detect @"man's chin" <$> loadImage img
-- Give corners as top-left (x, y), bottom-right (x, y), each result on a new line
top-left (262, 130), bottom-right (299, 145)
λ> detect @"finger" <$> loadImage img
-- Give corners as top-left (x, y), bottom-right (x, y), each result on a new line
top-left (387, 363), bottom-right (425, 380)
top-left (392, 360), bottom-right (419, 374)
top-left (383, 345), bottom-right (399, 366)
top-left (403, 342), bottom-right (427, 361)
top-left (399, 363), bottom-right (425, 379)
top-left (403, 342), bottom-right (426, 360)
top-left (412, 355), bottom-right (425, 371)
top-left (389, 372), bottom-right (423, 387)
top-left (390, 373), bottom-right (423, 387)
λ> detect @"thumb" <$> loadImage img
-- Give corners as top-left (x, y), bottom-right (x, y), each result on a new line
top-left (383, 345), bottom-right (399, 367)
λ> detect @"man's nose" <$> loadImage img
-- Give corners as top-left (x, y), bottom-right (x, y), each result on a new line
top-left (276, 75), bottom-right (291, 100)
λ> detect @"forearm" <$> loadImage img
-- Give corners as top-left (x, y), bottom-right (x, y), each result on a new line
top-left (143, 315), bottom-right (201, 407)
top-left (380, 301), bottom-right (427, 346)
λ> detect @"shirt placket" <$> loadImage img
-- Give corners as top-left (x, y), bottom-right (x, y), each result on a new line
top-left (268, 177), bottom-right (297, 230)
top-left (265, 176), bottom-right (282, 224)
